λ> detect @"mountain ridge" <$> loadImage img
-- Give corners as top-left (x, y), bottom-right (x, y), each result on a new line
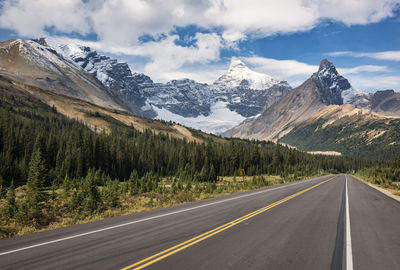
top-left (46, 38), bottom-right (292, 133)
top-left (224, 59), bottom-right (400, 156)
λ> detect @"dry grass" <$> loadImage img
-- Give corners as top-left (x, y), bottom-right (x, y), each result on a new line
top-left (0, 174), bottom-right (308, 239)
top-left (7, 78), bottom-right (204, 142)
top-left (352, 174), bottom-right (400, 200)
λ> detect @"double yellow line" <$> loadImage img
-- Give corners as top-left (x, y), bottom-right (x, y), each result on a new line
top-left (121, 177), bottom-right (334, 270)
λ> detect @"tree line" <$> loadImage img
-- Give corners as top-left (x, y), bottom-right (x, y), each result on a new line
top-left (0, 90), bottom-right (391, 234)
top-left (0, 99), bottom-right (376, 189)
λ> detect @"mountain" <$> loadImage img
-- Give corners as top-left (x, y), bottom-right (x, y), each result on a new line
top-left (0, 38), bottom-right (126, 112)
top-left (0, 72), bottom-right (216, 143)
top-left (48, 40), bottom-right (291, 134)
top-left (370, 89), bottom-right (400, 116)
top-left (0, 37), bottom-right (291, 134)
top-left (225, 59), bottom-right (350, 140)
top-left (47, 39), bottom-right (147, 116)
top-left (279, 104), bottom-right (400, 159)
top-left (224, 59), bottom-right (400, 157)
top-left (142, 59), bottom-right (291, 133)
top-left (213, 59), bottom-right (289, 90)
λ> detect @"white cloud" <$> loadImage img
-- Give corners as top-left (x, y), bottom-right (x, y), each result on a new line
top-left (0, 0), bottom-right (90, 36)
top-left (346, 75), bottom-right (400, 90)
top-left (49, 33), bottom-right (223, 83)
top-left (1, 0), bottom-right (399, 46)
top-left (129, 33), bottom-right (223, 82)
top-left (3, 1), bottom-right (398, 87)
top-left (330, 51), bottom-right (400, 61)
top-left (309, 0), bottom-right (400, 25)
top-left (338, 65), bottom-right (391, 74)
top-left (242, 57), bottom-right (396, 90)
top-left (242, 57), bottom-right (318, 86)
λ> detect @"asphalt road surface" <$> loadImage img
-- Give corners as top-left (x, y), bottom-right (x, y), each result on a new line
top-left (0, 174), bottom-right (399, 270)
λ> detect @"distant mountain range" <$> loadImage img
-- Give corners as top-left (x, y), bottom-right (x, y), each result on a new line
top-left (46, 38), bottom-right (292, 134)
top-left (0, 38), bottom-right (399, 157)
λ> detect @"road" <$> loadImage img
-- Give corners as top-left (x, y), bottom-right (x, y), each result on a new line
top-left (0, 174), bottom-right (399, 270)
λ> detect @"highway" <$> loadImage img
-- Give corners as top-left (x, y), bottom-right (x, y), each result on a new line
top-left (0, 174), bottom-right (399, 269)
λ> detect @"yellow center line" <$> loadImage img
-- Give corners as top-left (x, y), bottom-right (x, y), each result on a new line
top-left (121, 177), bottom-right (335, 270)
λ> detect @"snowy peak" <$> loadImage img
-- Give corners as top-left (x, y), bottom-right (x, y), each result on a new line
top-left (318, 58), bottom-right (339, 76)
top-left (311, 59), bottom-right (352, 105)
top-left (316, 59), bottom-right (348, 89)
top-left (228, 58), bottom-right (248, 71)
top-left (213, 58), bottom-right (287, 90)
top-left (307, 59), bottom-right (371, 108)
top-left (0, 38), bottom-right (86, 77)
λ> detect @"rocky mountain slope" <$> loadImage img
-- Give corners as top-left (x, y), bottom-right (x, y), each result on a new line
top-left (0, 38), bottom-right (127, 112)
top-left (225, 59), bottom-right (400, 156)
top-left (370, 89), bottom-right (400, 116)
top-left (280, 104), bottom-right (400, 159)
top-left (47, 38), bottom-right (291, 133)
top-left (0, 73), bottom-right (214, 143)
top-left (225, 59), bottom-right (354, 140)
top-left (0, 37), bottom-right (293, 134)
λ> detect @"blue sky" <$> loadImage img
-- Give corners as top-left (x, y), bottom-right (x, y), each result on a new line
top-left (0, 0), bottom-right (400, 91)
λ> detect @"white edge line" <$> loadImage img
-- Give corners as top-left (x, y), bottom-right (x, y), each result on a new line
top-left (0, 176), bottom-right (330, 256)
top-left (346, 175), bottom-right (354, 270)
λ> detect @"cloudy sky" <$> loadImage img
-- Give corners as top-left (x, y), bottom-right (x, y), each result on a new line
top-left (0, 0), bottom-right (399, 91)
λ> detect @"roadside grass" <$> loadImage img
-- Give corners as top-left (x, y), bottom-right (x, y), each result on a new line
top-left (0, 174), bottom-right (321, 239)
top-left (352, 174), bottom-right (400, 197)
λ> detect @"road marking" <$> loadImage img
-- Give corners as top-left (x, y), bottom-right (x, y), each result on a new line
top-left (345, 175), bottom-right (354, 270)
top-left (0, 176), bottom-right (331, 256)
top-left (121, 177), bottom-right (335, 270)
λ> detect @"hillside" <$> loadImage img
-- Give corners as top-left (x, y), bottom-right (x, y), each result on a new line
top-left (0, 74), bottom-right (213, 143)
top-left (0, 39), bottom-right (130, 113)
top-left (280, 104), bottom-right (400, 159)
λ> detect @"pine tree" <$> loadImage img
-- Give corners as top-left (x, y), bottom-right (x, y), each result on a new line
top-left (272, 141), bottom-right (282, 170)
top-left (26, 148), bottom-right (48, 220)
top-left (62, 175), bottom-right (71, 198)
top-left (3, 180), bottom-right (16, 218)
top-left (209, 164), bottom-right (217, 182)
top-left (82, 170), bottom-right (101, 214)
top-left (128, 170), bottom-right (139, 196)
top-left (105, 179), bottom-right (120, 207)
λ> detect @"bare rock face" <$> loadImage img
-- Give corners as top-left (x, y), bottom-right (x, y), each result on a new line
top-left (224, 76), bottom-right (323, 140)
top-left (224, 59), bottom-right (358, 140)
top-left (371, 89), bottom-right (395, 109)
top-left (312, 59), bottom-right (351, 105)
top-left (50, 43), bottom-right (292, 133)
top-left (371, 89), bottom-right (400, 116)
top-left (0, 38), bottom-right (292, 134)
top-left (47, 40), bottom-right (146, 116)
top-left (0, 39), bottom-right (126, 111)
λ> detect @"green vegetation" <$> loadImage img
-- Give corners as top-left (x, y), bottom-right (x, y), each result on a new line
top-left (0, 173), bottom-right (313, 238)
top-left (0, 89), bottom-right (386, 238)
top-left (355, 155), bottom-right (400, 195)
top-left (280, 115), bottom-right (400, 160)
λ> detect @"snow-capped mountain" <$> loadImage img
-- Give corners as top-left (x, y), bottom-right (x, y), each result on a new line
top-left (224, 59), bottom-right (375, 140)
top-left (214, 59), bottom-right (288, 90)
top-left (47, 39), bottom-right (148, 116)
top-left (342, 88), bottom-right (372, 109)
top-left (138, 78), bottom-right (215, 118)
top-left (313, 59), bottom-right (371, 108)
top-left (0, 38), bottom-right (125, 111)
top-left (46, 40), bottom-right (292, 134)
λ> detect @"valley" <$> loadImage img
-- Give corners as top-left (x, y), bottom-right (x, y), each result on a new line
top-left (1, 1), bottom-right (400, 269)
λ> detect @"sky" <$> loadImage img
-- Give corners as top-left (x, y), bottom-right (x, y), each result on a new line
top-left (0, 0), bottom-right (399, 92)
